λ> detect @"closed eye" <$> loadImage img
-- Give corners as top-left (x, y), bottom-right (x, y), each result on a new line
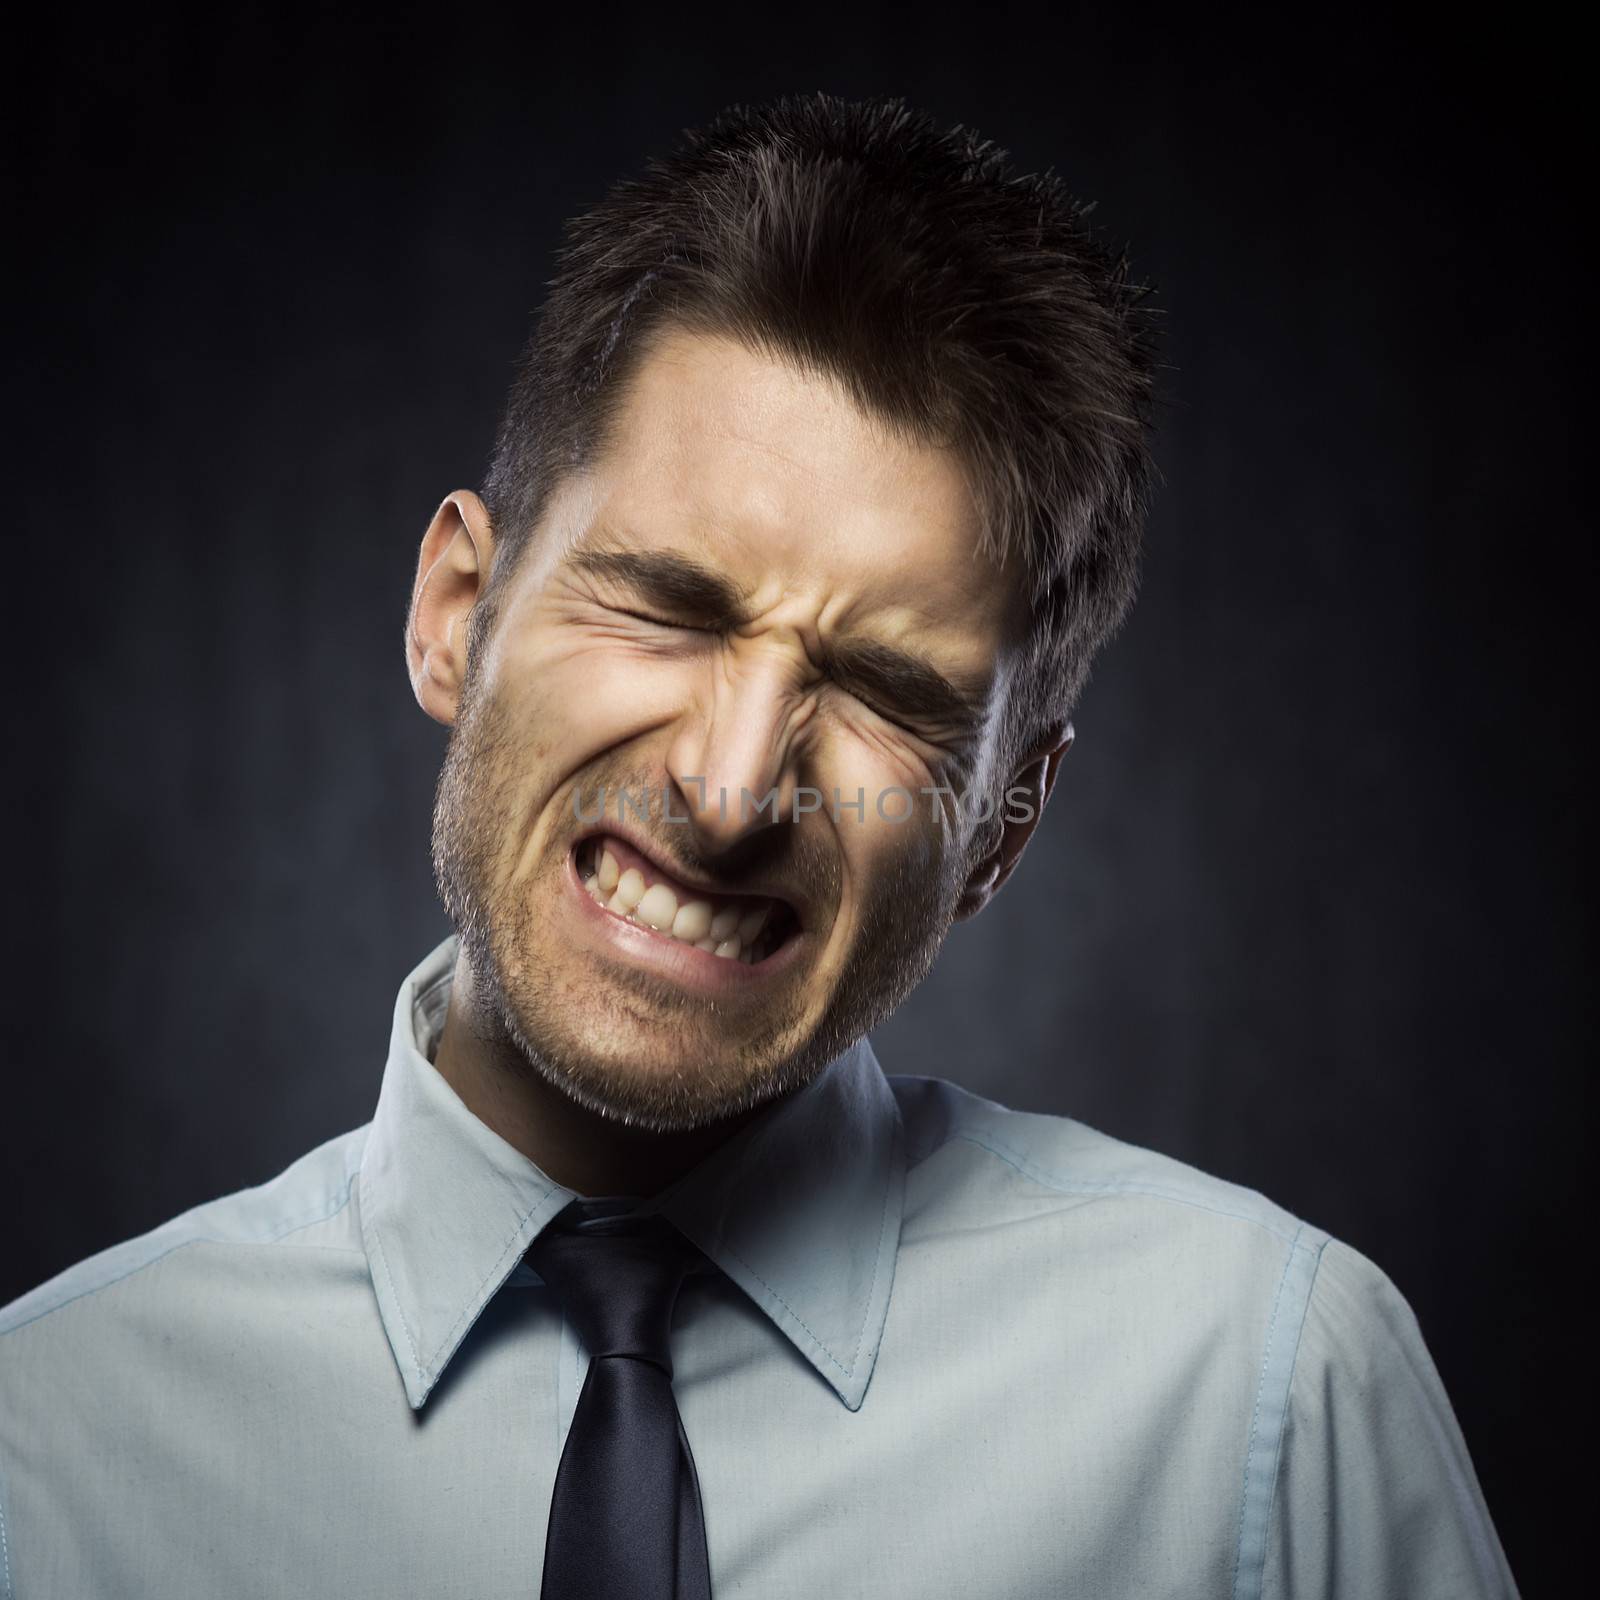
top-left (615, 606), bottom-right (713, 633)
top-left (847, 688), bottom-right (917, 732)
top-left (832, 683), bottom-right (973, 759)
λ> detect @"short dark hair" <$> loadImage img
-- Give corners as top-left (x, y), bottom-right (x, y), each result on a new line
top-left (481, 91), bottom-right (1162, 777)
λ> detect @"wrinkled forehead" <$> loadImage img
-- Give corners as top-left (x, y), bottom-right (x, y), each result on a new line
top-left (533, 327), bottom-right (1029, 648)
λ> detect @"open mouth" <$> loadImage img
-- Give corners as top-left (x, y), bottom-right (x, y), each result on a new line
top-left (573, 833), bottom-right (801, 966)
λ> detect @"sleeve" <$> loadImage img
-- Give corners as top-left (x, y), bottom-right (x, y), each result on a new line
top-left (1261, 1236), bottom-right (1520, 1600)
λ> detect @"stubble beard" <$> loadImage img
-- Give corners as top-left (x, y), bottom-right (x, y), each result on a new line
top-left (430, 671), bottom-right (972, 1133)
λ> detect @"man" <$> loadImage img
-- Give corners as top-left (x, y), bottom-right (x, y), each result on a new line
top-left (0, 93), bottom-right (1517, 1598)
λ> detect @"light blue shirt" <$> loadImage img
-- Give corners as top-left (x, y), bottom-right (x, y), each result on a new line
top-left (0, 935), bottom-right (1518, 1597)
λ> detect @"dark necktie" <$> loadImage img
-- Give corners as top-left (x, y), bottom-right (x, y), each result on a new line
top-left (527, 1205), bottom-right (713, 1600)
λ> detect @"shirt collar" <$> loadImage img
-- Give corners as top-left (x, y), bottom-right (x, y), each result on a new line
top-left (359, 934), bottom-right (906, 1414)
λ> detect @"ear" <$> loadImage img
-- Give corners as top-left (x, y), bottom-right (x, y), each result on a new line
top-left (406, 491), bottom-right (494, 725)
top-left (952, 721), bottom-right (1075, 921)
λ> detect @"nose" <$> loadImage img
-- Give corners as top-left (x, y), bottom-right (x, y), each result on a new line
top-left (664, 647), bottom-right (809, 854)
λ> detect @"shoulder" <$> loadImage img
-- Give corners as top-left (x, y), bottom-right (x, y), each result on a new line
top-left (1296, 1231), bottom-right (1425, 1361)
top-left (888, 1071), bottom-right (1319, 1254)
top-left (885, 1071), bottom-right (1341, 1398)
top-left (1263, 1232), bottom-right (1520, 1594)
top-left (1287, 1231), bottom-right (1462, 1431)
top-left (883, 1077), bottom-right (1525, 1594)
top-left (0, 1123), bottom-right (370, 1345)
top-left (888, 1078), bottom-right (1437, 1368)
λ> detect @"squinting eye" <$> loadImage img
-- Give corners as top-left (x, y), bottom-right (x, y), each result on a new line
top-left (841, 686), bottom-right (915, 734)
top-left (852, 693), bottom-right (968, 755)
top-left (619, 608), bottom-right (708, 633)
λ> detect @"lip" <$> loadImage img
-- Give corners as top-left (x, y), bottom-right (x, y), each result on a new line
top-left (563, 844), bottom-right (808, 996)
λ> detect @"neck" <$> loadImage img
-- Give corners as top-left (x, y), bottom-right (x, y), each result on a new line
top-left (431, 949), bottom-right (769, 1198)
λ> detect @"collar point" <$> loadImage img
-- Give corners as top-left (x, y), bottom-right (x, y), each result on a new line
top-left (828, 1339), bottom-right (885, 1413)
top-left (835, 1381), bottom-right (869, 1414)
top-left (402, 1365), bottom-right (436, 1412)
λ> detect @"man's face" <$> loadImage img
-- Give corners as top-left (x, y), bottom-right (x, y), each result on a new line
top-left (432, 329), bottom-right (1024, 1131)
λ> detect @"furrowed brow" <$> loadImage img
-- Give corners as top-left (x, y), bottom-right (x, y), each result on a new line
top-left (568, 547), bottom-right (749, 623)
top-left (824, 636), bottom-right (991, 730)
top-left (569, 543), bottom-right (990, 731)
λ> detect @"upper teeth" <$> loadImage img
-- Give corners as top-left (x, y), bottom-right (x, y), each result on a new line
top-left (583, 843), bottom-right (777, 964)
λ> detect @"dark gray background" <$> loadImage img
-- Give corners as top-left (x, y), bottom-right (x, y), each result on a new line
top-left (5, 3), bottom-right (1579, 1589)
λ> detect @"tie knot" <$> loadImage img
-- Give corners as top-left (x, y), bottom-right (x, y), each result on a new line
top-left (527, 1208), bottom-right (701, 1373)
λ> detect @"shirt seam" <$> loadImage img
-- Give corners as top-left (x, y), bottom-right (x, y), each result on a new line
top-left (845, 1103), bottom-right (900, 1383)
top-left (713, 1249), bottom-right (851, 1377)
top-left (1230, 1226), bottom-right (1325, 1600)
top-left (359, 1168), bottom-right (425, 1384)
top-left (360, 1163), bottom-right (567, 1401)
top-left (0, 1435), bottom-right (12, 1600)
top-left (951, 1129), bottom-right (1304, 1246)
top-left (713, 1102), bottom-right (902, 1386)
top-left (0, 1174), bottom-right (361, 1341)
top-left (412, 968), bottom-right (453, 1051)
top-left (420, 1195), bottom-right (552, 1379)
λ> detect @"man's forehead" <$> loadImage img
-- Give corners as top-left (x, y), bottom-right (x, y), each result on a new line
top-left (522, 328), bottom-right (1031, 650)
top-left (619, 327), bottom-right (903, 451)
top-left (603, 330), bottom-right (975, 539)
top-left (565, 510), bottom-right (1013, 628)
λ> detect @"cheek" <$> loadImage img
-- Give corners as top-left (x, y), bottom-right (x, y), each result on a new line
top-left (826, 806), bottom-right (958, 979)
top-left (490, 626), bottom-right (697, 776)
top-left (820, 739), bottom-right (960, 919)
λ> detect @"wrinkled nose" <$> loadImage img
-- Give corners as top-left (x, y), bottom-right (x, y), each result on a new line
top-left (664, 654), bottom-right (808, 852)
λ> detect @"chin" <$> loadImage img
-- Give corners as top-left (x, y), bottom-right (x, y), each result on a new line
top-left (494, 969), bottom-right (816, 1130)
top-left (531, 1040), bottom-right (798, 1133)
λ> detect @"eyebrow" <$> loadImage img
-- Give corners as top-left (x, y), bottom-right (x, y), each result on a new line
top-left (567, 546), bottom-right (991, 731)
top-left (570, 547), bottom-right (747, 621)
